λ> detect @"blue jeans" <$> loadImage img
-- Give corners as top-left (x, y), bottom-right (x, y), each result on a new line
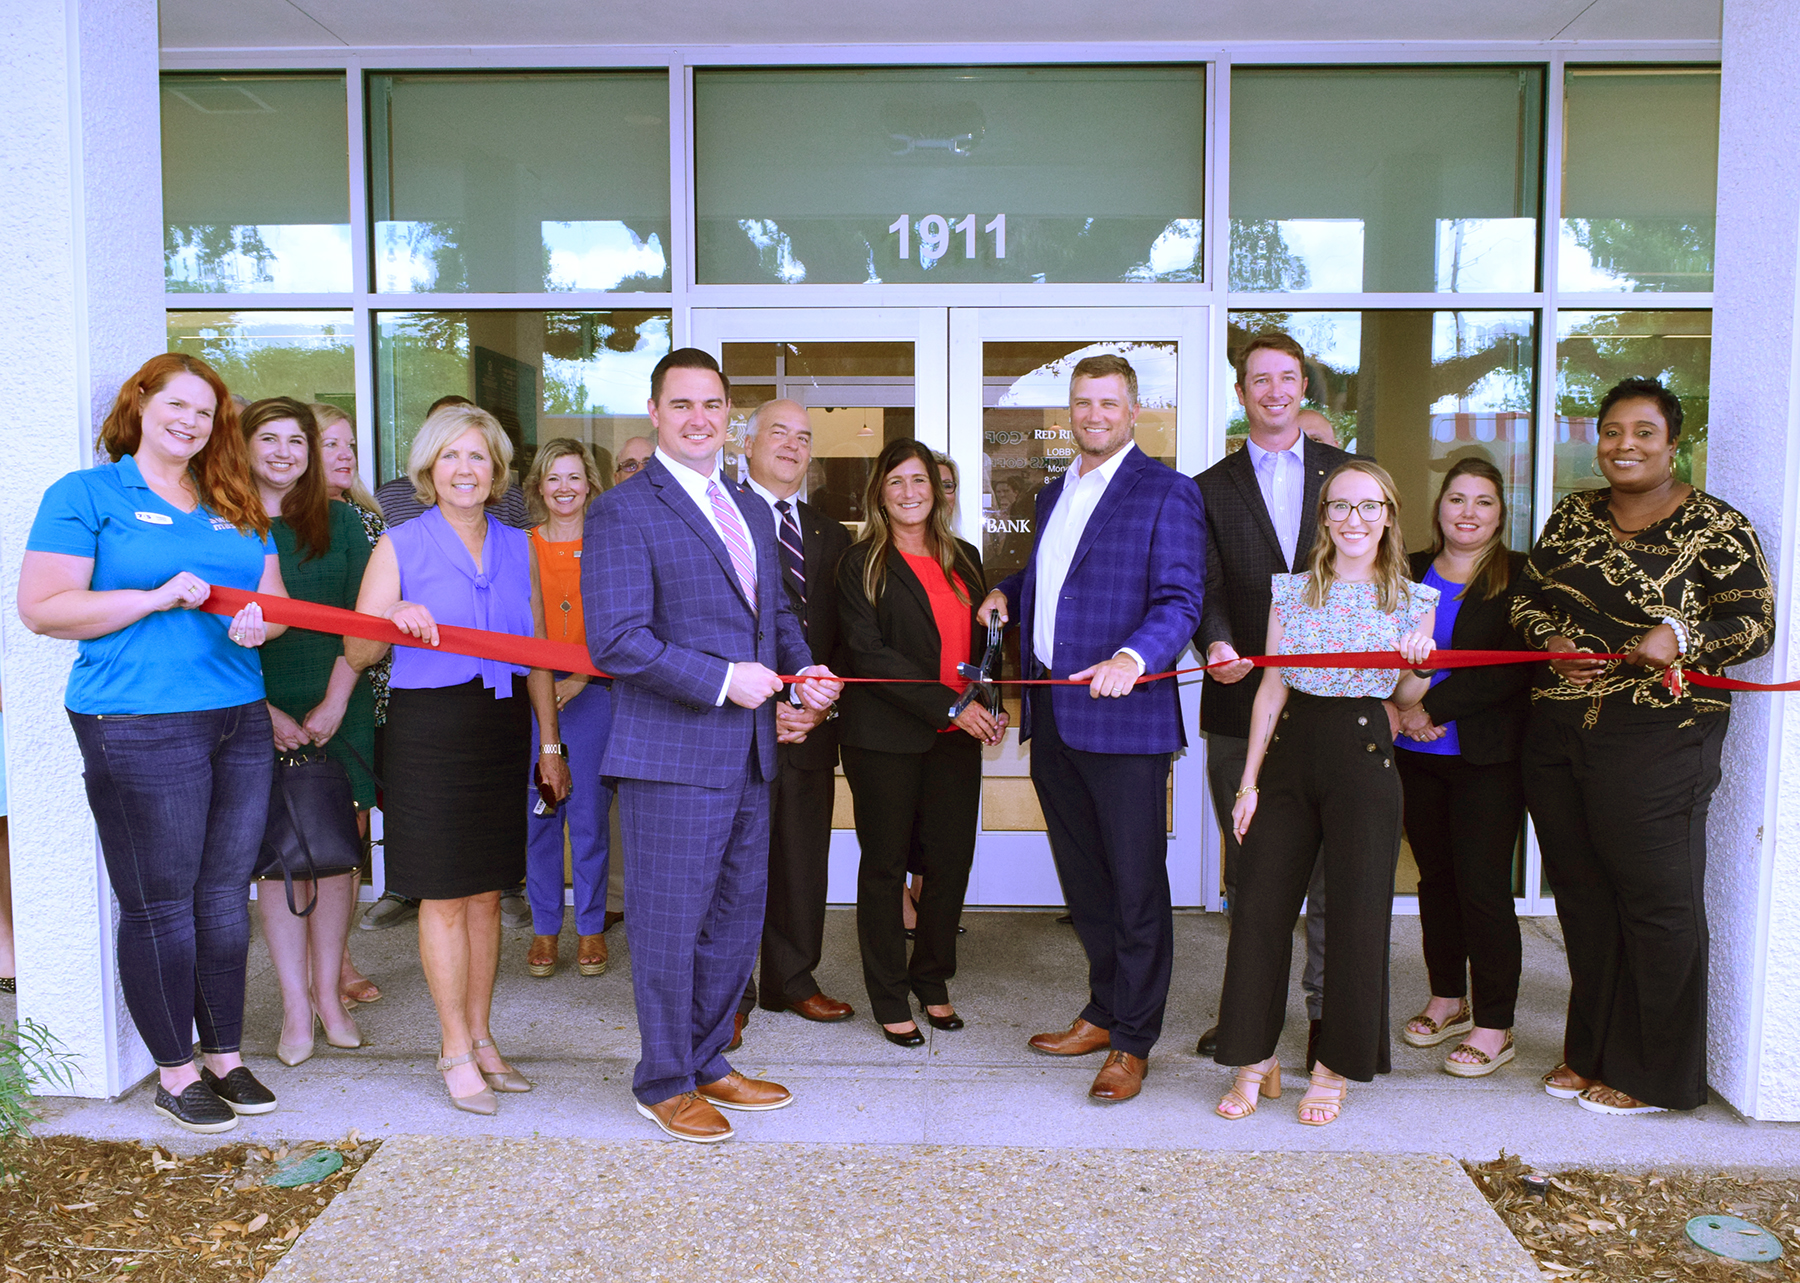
top-left (70, 702), bottom-right (273, 1066)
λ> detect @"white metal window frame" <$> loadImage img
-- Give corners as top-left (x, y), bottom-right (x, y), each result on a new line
top-left (161, 38), bottom-right (1723, 914)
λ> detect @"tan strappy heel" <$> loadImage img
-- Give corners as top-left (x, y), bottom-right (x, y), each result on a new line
top-left (472, 1037), bottom-right (532, 1092)
top-left (438, 1049), bottom-right (498, 1115)
top-left (1216, 1057), bottom-right (1281, 1119)
top-left (1297, 1066), bottom-right (1347, 1126)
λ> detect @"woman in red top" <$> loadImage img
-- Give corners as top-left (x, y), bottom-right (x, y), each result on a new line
top-left (836, 440), bottom-right (1007, 1047)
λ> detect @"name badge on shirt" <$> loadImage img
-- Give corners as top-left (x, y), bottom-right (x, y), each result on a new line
top-left (133, 511), bottom-right (173, 525)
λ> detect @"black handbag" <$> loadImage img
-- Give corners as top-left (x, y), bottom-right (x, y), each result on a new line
top-left (256, 746), bottom-right (365, 917)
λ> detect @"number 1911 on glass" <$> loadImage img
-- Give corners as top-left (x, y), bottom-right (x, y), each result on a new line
top-left (888, 214), bottom-right (1007, 264)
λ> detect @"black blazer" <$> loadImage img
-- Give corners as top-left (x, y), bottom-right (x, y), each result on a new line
top-left (1407, 549), bottom-right (1532, 766)
top-left (835, 538), bottom-right (987, 755)
top-left (1193, 436), bottom-right (1353, 738)
top-left (757, 490), bottom-right (853, 772)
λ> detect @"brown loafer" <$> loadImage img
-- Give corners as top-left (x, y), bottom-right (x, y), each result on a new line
top-left (1089, 1050), bottom-right (1148, 1102)
top-left (1029, 1017), bottom-right (1111, 1056)
top-left (603, 910), bottom-right (624, 932)
top-left (526, 935), bottom-right (558, 978)
top-left (576, 933), bottom-right (608, 976)
top-left (697, 1071), bottom-right (794, 1112)
top-left (785, 991), bottom-right (854, 1022)
top-left (636, 1090), bottom-right (734, 1142)
top-left (726, 1011), bottom-right (746, 1052)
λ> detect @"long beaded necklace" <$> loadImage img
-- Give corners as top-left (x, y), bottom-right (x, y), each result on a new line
top-left (536, 527), bottom-right (580, 641)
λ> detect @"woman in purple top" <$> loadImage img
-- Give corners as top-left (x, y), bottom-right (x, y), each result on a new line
top-left (348, 405), bottom-right (570, 1117)
top-left (1389, 457), bottom-right (1531, 1078)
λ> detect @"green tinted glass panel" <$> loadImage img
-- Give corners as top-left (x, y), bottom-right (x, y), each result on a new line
top-left (1555, 310), bottom-right (1711, 503)
top-left (167, 311), bottom-right (355, 415)
top-left (375, 311), bottom-right (671, 483)
top-left (370, 74), bottom-right (671, 294)
top-left (695, 66), bottom-right (1205, 285)
top-left (1559, 67), bottom-right (1720, 292)
top-left (162, 76), bottom-right (351, 293)
top-left (1230, 68), bottom-right (1543, 293)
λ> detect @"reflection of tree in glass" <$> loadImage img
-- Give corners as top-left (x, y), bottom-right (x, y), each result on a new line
top-left (165, 225), bottom-right (276, 292)
top-left (1229, 220), bottom-right (1312, 292)
top-left (1558, 312), bottom-right (1710, 483)
top-left (1566, 218), bottom-right (1714, 292)
top-left (388, 221), bottom-right (465, 292)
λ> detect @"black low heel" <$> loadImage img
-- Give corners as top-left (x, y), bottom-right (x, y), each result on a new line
top-left (882, 1024), bottom-right (925, 1048)
top-left (924, 1011), bottom-right (964, 1031)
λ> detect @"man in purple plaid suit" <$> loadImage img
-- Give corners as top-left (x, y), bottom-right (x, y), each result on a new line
top-left (979, 353), bottom-right (1206, 1103)
top-left (583, 348), bottom-right (841, 1143)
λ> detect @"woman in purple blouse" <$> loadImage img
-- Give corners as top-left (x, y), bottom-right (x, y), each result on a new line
top-left (348, 405), bottom-right (570, 1116)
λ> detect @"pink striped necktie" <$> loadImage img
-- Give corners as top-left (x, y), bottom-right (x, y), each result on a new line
top-left (707, 480), bottom-right (758, 609)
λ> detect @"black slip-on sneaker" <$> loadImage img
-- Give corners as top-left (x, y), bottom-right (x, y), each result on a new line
top-left (201, 1065), bottom-right (278, 1115)
top-left (153, 1081), bottom-right (239, 1134)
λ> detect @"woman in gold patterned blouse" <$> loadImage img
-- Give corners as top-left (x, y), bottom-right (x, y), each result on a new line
top-left (1513, 377), bottom-right (1774, 1116)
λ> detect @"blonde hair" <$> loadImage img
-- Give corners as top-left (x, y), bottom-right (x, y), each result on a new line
top-left (308, 402), bottom-right (380, 513)
top-left (522, 438), bottom-right (603, 525)
top-left (407, 404), bottom-right (514, 509)
top-left (1303, 460), bottom-right (1414, 614)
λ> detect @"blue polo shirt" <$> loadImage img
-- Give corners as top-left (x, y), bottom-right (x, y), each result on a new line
top-left (27, 455), bottom-right (276, 715)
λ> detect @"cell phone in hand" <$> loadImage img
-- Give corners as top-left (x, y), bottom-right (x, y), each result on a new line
top-left (534, 764), bottom-right (566, 816)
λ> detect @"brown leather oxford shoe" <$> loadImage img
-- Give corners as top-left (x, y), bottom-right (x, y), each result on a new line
top-left (697, 1071), bottom-right (794, 1112)
top-left (636, 1090), bottom-right (735, 1142)
top-left (726, 1011), bottom-right (746, 1052)
top-left (785, 991), bottom-right (855, 1022)
top-left (1028, 1017), bottom-right (1112, 1056)
top-left (1089, 1050), bottom-right (1148, 1102)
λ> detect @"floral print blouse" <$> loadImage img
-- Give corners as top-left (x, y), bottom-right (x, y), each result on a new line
top-left (349, 500), bottom-right (392, 726)
top-left (1272, 573), bottom-right (1438, 699)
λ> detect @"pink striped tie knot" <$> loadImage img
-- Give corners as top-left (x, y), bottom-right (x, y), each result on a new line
top-left (707, 480), bottom-right (758, 609)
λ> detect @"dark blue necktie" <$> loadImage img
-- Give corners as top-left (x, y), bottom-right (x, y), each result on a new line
top-left (774, 498), bottom-right (807, 606)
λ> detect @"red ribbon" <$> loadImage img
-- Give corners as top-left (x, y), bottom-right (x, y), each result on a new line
top-left (201, 585), bottom-right (1798, 691)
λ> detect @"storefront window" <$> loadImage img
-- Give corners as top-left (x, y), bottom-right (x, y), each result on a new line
top-left (1230, 67), bottom-right (1544, 294)
top-left (162, 76), bottom-right (352, 293)
top-left (1555, 310), bottom-right (1711, 503)
top-left (375, 310), bottom-right (671, 482)
top-left (370, 74), bottom-right (671, 294)
top-left (167, 311), bottom-right (355, 414)
top-left (1560, 67), bottom-right (1720, 293)
top-left (1225, 311), bottom-right (1537, 553)
top-left (695, 66), bottom-right (1205, 286)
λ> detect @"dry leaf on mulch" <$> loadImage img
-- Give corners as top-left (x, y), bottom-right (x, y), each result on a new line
top-left (0, 1132), bottom-right (376, 1281)
top-left (1467, 1152), bottom-right (1800, 1281)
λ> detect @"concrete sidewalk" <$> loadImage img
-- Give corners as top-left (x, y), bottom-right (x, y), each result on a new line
top-left (21, 909), bottom-right (1800, 1172)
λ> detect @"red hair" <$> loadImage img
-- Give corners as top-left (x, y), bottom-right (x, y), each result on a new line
top-left (99, 354), bottom-right (269, 537)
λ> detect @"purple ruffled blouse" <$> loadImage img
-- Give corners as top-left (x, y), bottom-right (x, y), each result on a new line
top-left (389, 505), bottom-right (532, 697)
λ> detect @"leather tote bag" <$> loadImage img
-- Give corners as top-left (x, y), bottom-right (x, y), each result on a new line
top-left (256, 747), bottom-right (364, 916)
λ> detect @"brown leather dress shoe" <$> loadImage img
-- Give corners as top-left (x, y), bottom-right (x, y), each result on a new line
top-left (785, 991), bottom-right (854, 1022)
top-left (603, 910), bottom-right (624, 932)
top-left (1029, 1017), bottom-right (1112, 1056)
top-left (636, 1090), bottom-right (734, 1142)
top-left (576, 933), bottom-right (608, 976)
top-left (1089, 1050), bottom-right (1148, 1102)
top-left (697, 1071), bottom-right (794, 1112)
top-left (726, 1011), bottom-right (746, 1052)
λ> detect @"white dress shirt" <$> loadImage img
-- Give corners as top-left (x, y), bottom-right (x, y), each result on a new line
top-left (655, 447), bottom-right (747, 706)
top-left (1031, 441), bottom-right (1146, 677)
top-left (1244, 429), bottom-right (1306, 570)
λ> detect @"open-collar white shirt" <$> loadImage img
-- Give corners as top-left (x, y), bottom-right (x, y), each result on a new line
top-left (1243, 428), bottom-right (1306, 570)
top-left (1031, 440), bottom-right (1146, 678)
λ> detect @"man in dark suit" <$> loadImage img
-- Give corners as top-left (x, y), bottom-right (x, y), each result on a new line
top-left (979, 353), bottom-right (1206, 1104)
top-left (1192, 332), bottom-right (1354, 1059)
top-left (583, 349), bottom-right (841, 1143)
top-left (733, 399), bottom-right (856, 1040)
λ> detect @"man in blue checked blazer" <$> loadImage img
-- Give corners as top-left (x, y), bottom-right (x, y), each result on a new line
top-left (583, 348), bottom-right (841, 1143)
top-left (981, 353), bottom-right (1206, 1104)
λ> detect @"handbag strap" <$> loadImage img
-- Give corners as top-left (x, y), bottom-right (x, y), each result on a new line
top-left (321, 733), bottom-right (386, 793)
top-left (273, 747), bottom-right (325, 918)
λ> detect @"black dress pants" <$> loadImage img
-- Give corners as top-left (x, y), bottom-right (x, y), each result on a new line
top-left (1028, 686), bottom-right (1174, 1059)
top-left (740, 757), bottom-right (837, 1014)
top-left (1396, 748), bottom-right (1525, 1029)
top-left (1522, 708), bottom-right (1726, 1111)
top-left (842, 734), bottom-right (981, 1025)
top-left (1216, 691), bottom-right (1400, 1082)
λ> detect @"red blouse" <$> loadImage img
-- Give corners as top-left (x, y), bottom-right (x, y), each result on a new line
top-left (899, 550), bottom-right (970, 709)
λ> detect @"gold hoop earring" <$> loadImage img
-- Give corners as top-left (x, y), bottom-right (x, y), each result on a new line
top-left (1589, 457), bottom-right (1604, 478)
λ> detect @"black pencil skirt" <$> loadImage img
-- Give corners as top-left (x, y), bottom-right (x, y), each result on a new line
top-left (382, 676), bottom-right (530, 901)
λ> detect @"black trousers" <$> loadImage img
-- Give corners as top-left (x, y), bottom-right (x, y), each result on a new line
top-left (1216, 691), bottom-right (1400, 1082)
top-left (842, 734), bottom-right (981, 1025)
top-left (1396, 748), bottom-right (1525, 1029)
top-left (739, 758), bottom-right (837, 1014)
top-left (1029, 686), bottom-right (1174, 1059)
top-left (1523, 708), bottom-right (1726, 1111)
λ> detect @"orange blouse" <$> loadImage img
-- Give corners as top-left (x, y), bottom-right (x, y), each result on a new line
top-left (531, 529), bottom-right (585, 645)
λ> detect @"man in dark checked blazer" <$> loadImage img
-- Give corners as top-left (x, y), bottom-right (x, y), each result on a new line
top-left (583, 349), bottom-right (841, 1143)
top-left (1191, 331), bottom-right (1353, 1063)
top-left (979, 352), bottom-right (1206, 1104)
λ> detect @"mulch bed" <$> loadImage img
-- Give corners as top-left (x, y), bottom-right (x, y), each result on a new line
top-left (0, 1133), bottom-right (376, 1281)
top-left (1468, 1152), bottom-right (1800, 1280)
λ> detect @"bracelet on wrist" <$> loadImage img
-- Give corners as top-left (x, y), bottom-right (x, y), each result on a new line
top-left (1235, 784), bottom-right (1259, 799)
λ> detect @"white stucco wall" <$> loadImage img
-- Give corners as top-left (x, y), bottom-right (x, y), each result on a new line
top-left (1706, 0), bottom-right (1800, 1120)
top-left (0, 0), bottom-right (166, 1097)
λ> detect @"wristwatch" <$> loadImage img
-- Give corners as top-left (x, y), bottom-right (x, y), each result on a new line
top-left (541, 743), bottom-right (567, 756)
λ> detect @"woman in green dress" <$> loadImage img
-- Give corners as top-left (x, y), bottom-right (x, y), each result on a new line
top-left (242, 398), bottom-right (378, 1066)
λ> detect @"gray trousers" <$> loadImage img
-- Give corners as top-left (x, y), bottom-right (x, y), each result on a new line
top-left (1206, 732), bottom-right (1326, 1020)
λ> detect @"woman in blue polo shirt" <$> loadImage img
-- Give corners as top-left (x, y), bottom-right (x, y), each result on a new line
top-left (18, 354), bottom-right (290, 1136)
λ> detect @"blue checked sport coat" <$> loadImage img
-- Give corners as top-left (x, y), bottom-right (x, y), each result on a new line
top-left (995, 445), bottom-right (1206, 756)
top-left (582, 454), bottom-right (814, 789)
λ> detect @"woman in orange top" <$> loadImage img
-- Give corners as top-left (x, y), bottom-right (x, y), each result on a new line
top-left (521, 441), bottom-right (614, 980)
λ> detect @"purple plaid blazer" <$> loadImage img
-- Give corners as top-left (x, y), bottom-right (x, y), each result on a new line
top-left (582, 455), bottom-right (813, 788)
top-left (995, 446), bottom-right (1206, 755)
